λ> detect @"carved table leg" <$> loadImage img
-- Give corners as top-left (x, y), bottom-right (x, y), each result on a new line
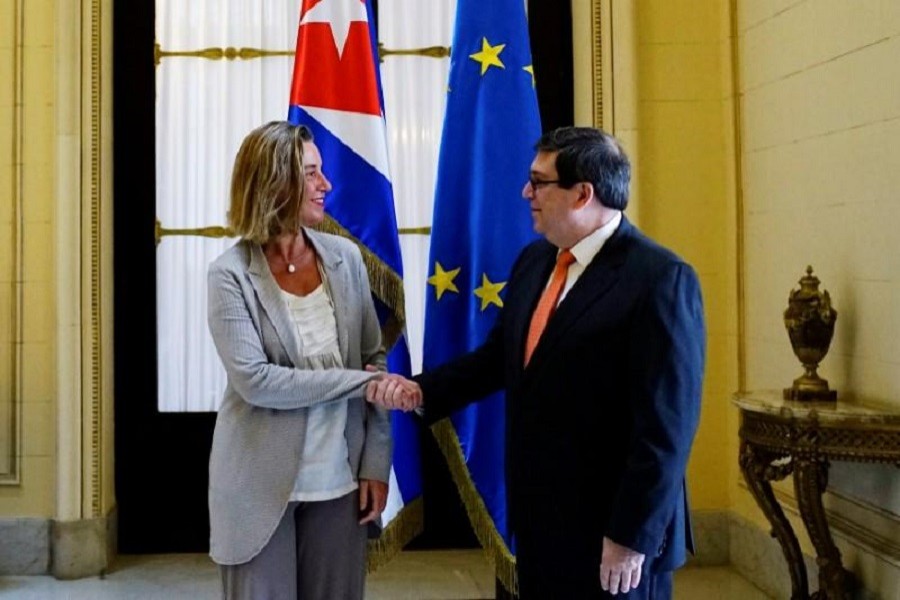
top-left (739, 440), bottom-right (809, 600)
top-left (793, 457), bottom-right (851, 600)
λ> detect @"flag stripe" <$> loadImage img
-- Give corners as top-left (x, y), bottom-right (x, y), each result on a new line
top-left (289, 0), bottom-right (422, 569)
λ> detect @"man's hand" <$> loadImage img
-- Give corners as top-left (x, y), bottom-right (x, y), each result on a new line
top-left (364, 366), bottom-right (422, 411)
top-left (358, 478), bottom-right (388, 525)
top-left (599, 536), bottom-right (645, 595)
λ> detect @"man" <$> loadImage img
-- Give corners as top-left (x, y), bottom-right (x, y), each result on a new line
top-left (370, 126), bottom-right (705, 599)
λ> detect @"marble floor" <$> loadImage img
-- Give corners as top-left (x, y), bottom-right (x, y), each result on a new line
top-left (0, 550), bottom-right (772, 599)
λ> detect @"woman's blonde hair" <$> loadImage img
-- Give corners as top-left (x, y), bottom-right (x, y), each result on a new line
top-left (227, 121), bottom-right (314, 243)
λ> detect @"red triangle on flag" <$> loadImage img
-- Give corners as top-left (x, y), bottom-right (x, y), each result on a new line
top-left (290, 1), bottom-right (382, 116)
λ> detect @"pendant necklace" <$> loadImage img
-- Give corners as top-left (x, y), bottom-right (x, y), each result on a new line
top-left (284, 245), bottom-right (308, 274)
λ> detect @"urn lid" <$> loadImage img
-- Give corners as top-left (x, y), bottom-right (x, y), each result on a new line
top-left (785, 265), bottom-right (836, 321)
top-left (795, 265), bottom-right (820, 297)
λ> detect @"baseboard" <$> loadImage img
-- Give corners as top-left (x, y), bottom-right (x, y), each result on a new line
top-left (3, 506), bottom-right (895, 595)
top-left (726, 511), bottom-right (820, 599)
top-left (0, 518), bottom-right (50, 575)
top-left (51, 515), bottom-right (114, 579)
top-left (685, 510), bottom-right (730, 567)
top-left (0, 510), bottom-right (117, 578)
top-left (686, 509), bottom-right (812, 597)
top-left (695, 507), bottom-right (897, 599)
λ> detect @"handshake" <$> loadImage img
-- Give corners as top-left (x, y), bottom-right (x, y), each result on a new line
top-left (364, 368), bottom-right (423, 412)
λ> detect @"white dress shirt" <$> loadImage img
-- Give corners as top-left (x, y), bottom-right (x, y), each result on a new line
top-left (555, 211), bottom-right (622, 305)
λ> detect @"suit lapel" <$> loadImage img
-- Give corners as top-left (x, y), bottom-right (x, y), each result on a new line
top-left (246, 242), bottom-right (304, 368)
top-left (524, 218), bottom-right (632, 371)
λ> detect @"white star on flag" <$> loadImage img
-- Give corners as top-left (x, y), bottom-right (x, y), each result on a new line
top-left (300, 0), bottom-right (369, 59)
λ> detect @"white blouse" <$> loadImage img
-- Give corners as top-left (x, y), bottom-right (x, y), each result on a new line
top-left (282, 283), bottom-right (356, 502)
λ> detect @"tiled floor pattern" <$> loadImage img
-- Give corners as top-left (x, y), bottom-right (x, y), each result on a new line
top-left (0, 550), bottom-right (771, 599)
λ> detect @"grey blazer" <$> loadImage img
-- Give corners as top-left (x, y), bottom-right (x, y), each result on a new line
top-left (206, 228), bottom-right (391, 565)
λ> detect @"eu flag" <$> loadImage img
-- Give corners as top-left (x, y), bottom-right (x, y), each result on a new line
top-left (423, 0), bottom-right (541, 592)
top-left (287, 0), bottom-right (422, 568)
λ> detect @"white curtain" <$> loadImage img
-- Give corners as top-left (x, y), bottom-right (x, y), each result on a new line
top-left (156, 0), bottom-right (297, 411)
top-left (156, 0), bottom-right (454, 411)
top-left (379, 0), bottom-right (456, 373)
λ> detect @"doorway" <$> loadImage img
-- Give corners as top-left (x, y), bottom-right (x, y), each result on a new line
top-left (112, 0), bottom-right (572, 555)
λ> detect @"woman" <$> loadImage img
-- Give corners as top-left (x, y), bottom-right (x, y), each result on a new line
top-left (206, 120), bottom-right (391, 599)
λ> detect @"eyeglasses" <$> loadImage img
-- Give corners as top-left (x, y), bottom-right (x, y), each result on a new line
top-left (527, 177), bottom-right (561, 190)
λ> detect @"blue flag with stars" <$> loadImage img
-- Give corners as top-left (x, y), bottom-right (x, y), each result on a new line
top-left (423, 0), bottom-right (541, 591)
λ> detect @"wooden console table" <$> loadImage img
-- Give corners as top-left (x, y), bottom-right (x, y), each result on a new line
top-left (734, 390), bottom-right (900, 600)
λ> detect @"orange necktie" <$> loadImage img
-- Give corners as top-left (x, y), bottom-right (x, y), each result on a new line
top-left (524, 249), bottom-right (575, 365)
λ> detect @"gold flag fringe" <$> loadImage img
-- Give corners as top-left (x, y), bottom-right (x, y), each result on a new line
top-left (315, 207), bottom-right (421, 572)
top-left (431, 419), bottom-right (519, 595)
top-left (366, 497), bottom-right (424, 573)
top-left (314, 217), bottom-right (406, 349)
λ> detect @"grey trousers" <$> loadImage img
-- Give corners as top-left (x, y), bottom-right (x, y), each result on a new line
top-left (220, 492), bottom-right (367, 600)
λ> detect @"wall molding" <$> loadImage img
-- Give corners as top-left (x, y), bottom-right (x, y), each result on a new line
top-left (83, 0), bottom-right (105, 520)
top-left (0, 0), bottom-right (25, 487)
top-left (590, 0), bottom-right (613, 131)
top-left (736, 479), bottom-right (900, 568)
top-left (728, 484), bottom-right (899, 598)
top-left (772, 483), bottom-right (900, 568)
top-left (590, 0), bottom-right (603, 128)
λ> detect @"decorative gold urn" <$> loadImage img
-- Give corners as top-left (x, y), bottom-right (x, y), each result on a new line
top-left (783, 266), bottom-right (837, 401)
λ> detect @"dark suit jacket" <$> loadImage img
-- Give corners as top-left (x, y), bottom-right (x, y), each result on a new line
top-left (417, 217), bottom-right (705, 577)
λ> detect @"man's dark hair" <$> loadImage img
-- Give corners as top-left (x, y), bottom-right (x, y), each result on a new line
top-left (535, 126), bottom-right (631, 210)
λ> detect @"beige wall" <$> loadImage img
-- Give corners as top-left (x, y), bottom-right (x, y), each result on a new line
top-left (735, 0), bottom-right (900, 589)
top-left (0, 0), bottom-right (15, 483)
top-left (628, 1), bottom-right (740, 514)
top-left (738, 1), bottom-right (900, 411)
top-left (574, 0), bottom-right (740, 513)
top-left (0, 0), bottom-right (58, 517)
top-left (573, 0), bottom-right (900, 595)
top-left (0, 0), bottom-right (114, 530)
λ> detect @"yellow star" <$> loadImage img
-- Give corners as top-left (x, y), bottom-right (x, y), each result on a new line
top-left (473, 273), bottom-right (507, 311)
top-left (523, 64), bottom-right (536, 87)
top-left (469, 38), bottom-right (506, 76)
top-left (427, 262), bottom-right (461, 300)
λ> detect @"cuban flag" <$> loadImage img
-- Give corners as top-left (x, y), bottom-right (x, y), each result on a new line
top-left (288, 0), bottom-right (423, 565)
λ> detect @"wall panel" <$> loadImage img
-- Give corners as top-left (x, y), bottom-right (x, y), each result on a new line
top-left (0, 0), bottom-right (22, 486)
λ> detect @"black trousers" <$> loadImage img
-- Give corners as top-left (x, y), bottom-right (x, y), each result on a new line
top-left (514, 509), bottom-right (674, 600)
top-left (516, 556), bottom-right (673, 600)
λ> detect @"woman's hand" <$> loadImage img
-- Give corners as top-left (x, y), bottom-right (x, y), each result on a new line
top-left (358, 478), bottom-right (388, 525)
top-left (364, 366), bottom-right (422, 411)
